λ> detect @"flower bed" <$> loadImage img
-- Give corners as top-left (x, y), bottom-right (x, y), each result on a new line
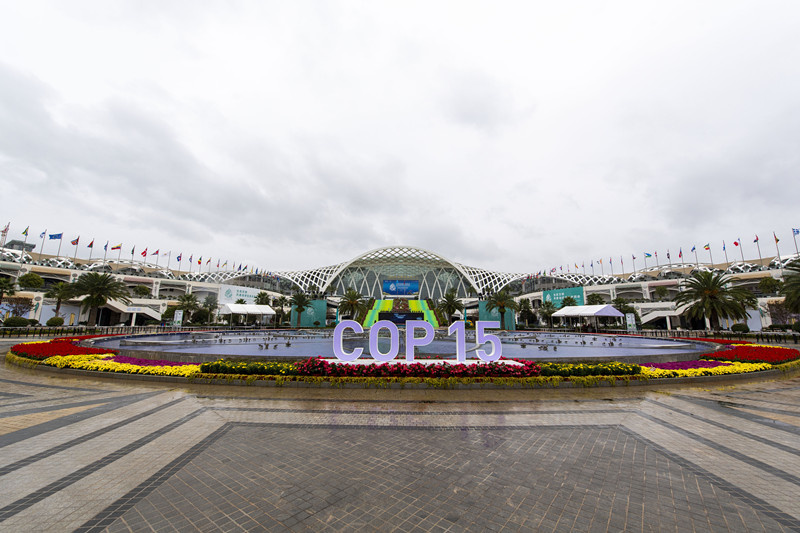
top-left (6, 337), bottom-right (799, 386)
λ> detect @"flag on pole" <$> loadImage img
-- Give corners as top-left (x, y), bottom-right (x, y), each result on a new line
top-left (131, 245), bottom-right (135, 254)
top-left (704, 244), bottom-right (710, 250)
top-left (644, 253), bottom-right (652, 258)
top-left (774, 232), bottom-right (780, 243)
top-left (176, 253), bottom-right (182, 261)
top-left (667, 251), bottom-right (671, 260)
top-left (691, 246), bottom-right (696, 252)
top-left (632, 254), bottom-right (636, 260)
top-left (104, 242), bottom-right (108, 251)
top-left (198, 256), bottom-right (202, 265)
top-left (206, 257), bottom-right (211, 264)
top-left (722, 242), bottom-right (726, 251)
top-left (49, 233), bottom-right (63, 240)
top-left (222, 260), bottom-right (227, 267)
top-left (87, 240), bottom-right (94, 248)
top-left (733, 240), bottom-right (740, 246)
top-left (793, 228), bottom-right (800, 236)
top-left (189, 255), bottom-right (193, 263)
top-left (70, 237), bottom-right (79, 245)
top-left (111, 243), bottom-right (122, 250)
top-left (39, 230), bottom-right (46, 238)
top-left (152, 249), bottom-right (159, 255)
top-left (754, 235), bottom-right (759, 243)
top-left (141, 248), bottom-right (148, 257)
top-left (216, 260), bottom-right (220, 268)
top-left (679, 248), bottom-right (683, 258)
top-left (21, 226), bottom-right (29, 237)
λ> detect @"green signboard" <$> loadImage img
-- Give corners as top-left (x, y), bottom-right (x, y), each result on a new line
top-left (542, 286), bottom-right (585, 307)
top-left (290, 299), bottom-right (328, 328)
top-left (478, 301), bottom-right (516, 330)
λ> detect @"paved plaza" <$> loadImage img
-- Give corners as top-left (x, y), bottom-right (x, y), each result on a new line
top-left (0, 342), bottom-right (799, 532)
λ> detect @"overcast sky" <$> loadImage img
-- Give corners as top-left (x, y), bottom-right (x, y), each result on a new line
top-left (1, 1), bottom-right (798, 275)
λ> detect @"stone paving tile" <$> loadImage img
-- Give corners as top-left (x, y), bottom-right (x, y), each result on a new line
top-left (0, 403), bottom-right (106, 436)
top-left (0, 358), bottom-right (798, 532)
top-left (100, 424), bottom-right (793, 532)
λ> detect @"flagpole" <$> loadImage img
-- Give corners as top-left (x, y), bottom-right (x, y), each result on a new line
top-left (117, 246), bottom-right (122, 264)
top-left (88, 239), bottom-right (94, 261)
top-left (643, 253), bottom-right (647, 269)
top-left (155, 251), bottom-right (160, 268)
top-left (166, 251), bottom-right (171, 271)
top-left (793, 229), bottom-right (800, 256)
top-left (38, 230), bottom-right (46, 262)
top-left (21, 228), bottom-right (29, 251)
top-left (774, 233), bottom-right (782, 273)
top-left (755, 238), bottom-right (763, 268)
top-left (632, 256), bottom-right (636, 273)
top-left (655, 252), bottom-right (659, 268)
top-left (722, 242), bottom-right (729, 270)
top-left (693, 247), bottom-right (699, 267)
top-left (103, 242), bottom-right (108, 267)
top-left (610, 257), bottom-right (614, 276)
top-left (56, 235), bottom-right (63, 258)
top-left (707, 246), bottom-right (714, 267)
top-left (738, 237), bottom-right (745, 263)
top-left (73, 237), bottom-right (79, 262)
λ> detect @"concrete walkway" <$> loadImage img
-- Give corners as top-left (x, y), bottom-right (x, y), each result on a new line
top-left (1, 343), bottom-right (799, 531)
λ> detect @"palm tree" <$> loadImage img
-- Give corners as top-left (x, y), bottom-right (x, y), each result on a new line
top-left (44, 282), bottom-right (76, 317)
top-left (485, 290), bottom-right (519, 330)
top-left (254, 291), bottom-right (271, 305)
top-left (782, 259), bottom-right (800, 313)
top-left (338, 288), bottom-right (367, 321)
top-left (72, 273), bottom-right (131, 326)
top-left (538, 300), bottom-right (557, 327)
top-left (0, 277), bottom-right (15, 306)
top-left (177, 294), bottom-right (201, 322)
top-left (290, 292), bottom-right (312, 328)
top-left (518, 298), bottom-right (534, 327)
top-left (586, 293), bottom-right (605, 306)
top-left (560, 296), bottom-right (578, 308)
top-left (675, 271), bottom-right (757, 330)
top-left (436, 289), bottom-right (464, 324)
top-left (273, 296), bottom-right (288, 325)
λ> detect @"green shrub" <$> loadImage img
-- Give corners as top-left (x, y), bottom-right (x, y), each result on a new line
top-left (793, 322), bottom-right (800, 333)
top-left (731, 323), bottom-right (750, 333)
top-left (46, 316), bottom-right (65, 327)
top-left (27, 319), bottom-right (39, 326)
top-left (538, 361), bottom-right (641, 377)
top-left (2, 316), bottom-right (30, 328)
top-left (199, 360), bottom-right (299, 376)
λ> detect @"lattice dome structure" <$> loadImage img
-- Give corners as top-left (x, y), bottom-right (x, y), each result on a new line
top-left (271, 246), bottom-right (529, 299)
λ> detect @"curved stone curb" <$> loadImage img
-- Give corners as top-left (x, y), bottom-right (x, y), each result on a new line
top-left (6, 353), bottom-right (799, 390)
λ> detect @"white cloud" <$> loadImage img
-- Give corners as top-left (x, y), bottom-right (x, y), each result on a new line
top-left (0, 1), bottom-right (798, 274)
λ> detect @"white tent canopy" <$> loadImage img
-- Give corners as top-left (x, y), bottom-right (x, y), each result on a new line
top-left (551, 304), bottom-right (624, 318)
top-left (218, 303), bottom-right (276, 316)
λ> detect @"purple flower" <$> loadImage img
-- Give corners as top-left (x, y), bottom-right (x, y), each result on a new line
top-left (109, 356), bottom-right (194, 367)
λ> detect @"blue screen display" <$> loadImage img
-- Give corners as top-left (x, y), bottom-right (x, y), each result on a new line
top-left (382, 280), bottom-right (420, 295)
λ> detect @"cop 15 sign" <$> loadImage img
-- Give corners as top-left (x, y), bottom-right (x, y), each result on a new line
top-left (332, 320), bottom-right (502, 362)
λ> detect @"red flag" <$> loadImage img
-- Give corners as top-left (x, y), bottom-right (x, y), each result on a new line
top-left (141, 247), bottom-right (148, 257)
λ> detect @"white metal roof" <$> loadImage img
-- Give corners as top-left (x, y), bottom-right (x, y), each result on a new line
top-left (218, 303), bottom-right (276, 315)
top-left (551, 304), bottom-right (624, 318)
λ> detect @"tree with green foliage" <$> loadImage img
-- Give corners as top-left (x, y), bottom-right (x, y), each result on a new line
top-left (758, 276), bottom-right (782, 295)
top-left (486, 290), bottom-right (519, 330)
top-left (177, 294), bottom-right (201, 323)
top-left (71, 273), bottom-right (131, 325)
top-left (518, 298), bottom-right (535, 327)
top-left (675, 271), bottom-right (757, 330)
top-left (586, 293), bottom-right (605, 306)
top-left (782, 259), bottom-right (800, 313)
top-left (0, 277), bottom-right (16, 306)
top-left (560, 296), bottom-right (578, 308)
top-left (290, 292), bottom-right (312, 328)
top-left (254, 291), bottom-right (271, 305)
top-left (612, 297), bottom-right (641, 328)
top-left (272, 295), bottom-right (289, 325)
top-left (338, 288), bottom-right (367, 321)
top-left (436, 289), bottom-right (464, 324)
top-left (17, 272), bottom-right (44, 290)
top-left (44, 282), bottom-right (76, 317)
top-left (653, 286), bottom-right (669, 301)
top-left (132, 285), bottom-right (152, 298)
top-left (538, 300), bottom-right (557, 327)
